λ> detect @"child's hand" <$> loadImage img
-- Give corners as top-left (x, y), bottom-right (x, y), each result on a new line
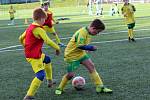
top-left (92, 46), bottom-right (97, 51)
top-left (55, 50), bottom-right (60, 56)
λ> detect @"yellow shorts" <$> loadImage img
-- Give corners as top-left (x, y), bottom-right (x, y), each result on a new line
top-left (26, 53), bottom-right (45, 73)
top-left (43, 26), bottom-right (56, 33)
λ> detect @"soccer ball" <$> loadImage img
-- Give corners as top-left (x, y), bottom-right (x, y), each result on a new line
top-left (72, 76), bottom-right (85, 90)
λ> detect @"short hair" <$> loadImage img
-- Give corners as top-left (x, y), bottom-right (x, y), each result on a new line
top-left (90, 19), bottom-right (105, 30)
top-left (43, 1), bottom-right (49, 6)
top-left (33, 8), bottom-right (47, 21)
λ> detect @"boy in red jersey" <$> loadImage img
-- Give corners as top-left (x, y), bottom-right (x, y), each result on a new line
top-left (19, 8), bottom-right (60, 100)
top-left (42, 2), bottom-right (65, 47)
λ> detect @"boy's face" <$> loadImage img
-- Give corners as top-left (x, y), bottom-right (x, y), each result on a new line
top-left (39, 18), bottom-right (46, 26)
top-left (89, 27), bottom-right (103, 35)
top-left (43, 5), bottom-right (48, 11)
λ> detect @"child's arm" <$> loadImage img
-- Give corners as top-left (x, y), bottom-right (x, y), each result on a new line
top-left (78, 45), bottom-right (97, 51)
top-left (75, 31), bottom-right (96, 51)
top-left (52, 17), bottom-right (59, 24)
top-left (19, 31), bottom-right (26, 46)
top-left (33, 27), bottom-right (60, 51)
top-left (51, 12), bottom-right (59, 24)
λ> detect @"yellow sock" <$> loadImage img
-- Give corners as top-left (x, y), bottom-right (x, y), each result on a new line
top-left (130, 29), bottom-right (134, 38)
top-left (55, 34), bottom-right (61, 44)
top-left (58, 74), bottom-right (68, 90)
top-left (27, 77), bottom-right (42, 96)
top-left (90, 70), bottom-right (103, 86)
top-left (128, 29), bottom-right (131, 38)
top-left (44, 63), bottom-right (52, 80)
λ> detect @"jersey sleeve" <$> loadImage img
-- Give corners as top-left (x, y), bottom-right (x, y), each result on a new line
top-left (19, 31), bottom-right (26, 46)
top-left (33, 27), bottom-right (60, 50)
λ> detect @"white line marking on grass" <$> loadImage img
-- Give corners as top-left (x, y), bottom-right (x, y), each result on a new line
top-left (92, 36), bottom-right (150, 44)
top-left (0, 45), bottom-right (21, 51)
top-left (0, 28), bottom-right (150, 52)
top-left (0, 36), bottom-right (150, 53)
top-left (0, 49), bottom-right (23, 53)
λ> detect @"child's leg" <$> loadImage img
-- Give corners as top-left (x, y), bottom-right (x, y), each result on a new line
top-left (55, 60), bottom-right (79, 94)
top-left (58, 73), bottom-right (74, 90)
top-left (81, 58), bottom-right (112, 93)
top-left (43, 55), bottom-right (52, 80)
top-left (27, 70), bottom-right (45, 96)
top-left (43, 55), bottom-right (56, 87)
top-left (128, 23), bottom-right (135, 41)
top-left (81, 58), bottom-right (103, 86)
top-left (24, 57), bottom-right (45, 99)
top-left (55, 72), bottom-right (74, 95)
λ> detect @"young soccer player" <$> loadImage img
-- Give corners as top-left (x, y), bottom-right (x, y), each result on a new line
top-left (95, 0), bottom-right (103, 15)
top-left (8, 5), bottom-right (16, 25)
top-left (42, 2), bottom-right (65, 47)
top-left (121, 0), bottom-right (136, 42)
top-left (55, 19), bottom-right (113, 95)
top-left (19, 8), bottom-right (60, 100)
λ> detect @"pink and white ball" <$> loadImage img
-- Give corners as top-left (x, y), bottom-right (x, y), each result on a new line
top-left (72, 76), bottom-right (85, 90)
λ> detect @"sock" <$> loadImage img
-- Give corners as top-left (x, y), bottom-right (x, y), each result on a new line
top-left (128, 29), bottom-right (131, 38)
top-left (130, 29), bottom-right (134, 39)
top-left (44, 63), bottom-right (52, 80)
top-left (90, 70), bottom-right (103, 86)
top-left (27, 77), bottom-right (42, 96)
top-left (55, 34), bottom-right (61, 44)
top-left (58, 74), bottom-right (68, 90)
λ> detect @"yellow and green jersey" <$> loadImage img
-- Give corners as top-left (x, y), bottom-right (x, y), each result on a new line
top-left (64, 27), bottom-right (91, 61)
top-left (121, 3), bottom-right (136, 24)
top-left (9, 8), bottom-right (16, 18)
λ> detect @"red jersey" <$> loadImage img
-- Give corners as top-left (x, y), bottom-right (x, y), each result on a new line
top-left (25, 24), bottom-right (44, 58)
top-left (43, 11), bottom-right (53, 28)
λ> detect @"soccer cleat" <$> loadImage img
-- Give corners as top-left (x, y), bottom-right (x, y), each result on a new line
top-left (23, 95), bottom-right (35, 100)
top-left (55, 88), bottom-right (63, 95)
top-left (47, 79), bottom-right (56, 88)
top-left (58, 43), bottom-right (66, 47)
top-left (131, 38), bottom-right (136, 42)
top-left (96, 86), bottom-right (113, 93)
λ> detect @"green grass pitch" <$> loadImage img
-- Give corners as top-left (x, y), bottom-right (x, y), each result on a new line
top-left (0, 3), bottom-right (150, 100)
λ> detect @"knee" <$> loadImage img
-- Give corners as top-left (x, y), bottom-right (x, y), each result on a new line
top-left (66, 72), bottom-right (75, 80)
top-left (43, 55), bottom-right (51, 64)
top-left (36, 70), bottom-right (45, 81)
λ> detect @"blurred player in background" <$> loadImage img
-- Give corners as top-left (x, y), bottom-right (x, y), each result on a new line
top-left (95, 0), bottom-right (103, 15)
top-left (114, 3), bottom-right (120, 15)
top-left (121, 0), bottom-right (136, 42)
top-left (8, 5), bottom-right (16, 25)
top-left (19, 8), bottom-right (60, 100)
top-left (87, 0), bottom-right (93, 15)
top-left (42, 2), bottom-right (65, 47)
top-left (55, 19), bottom-right (113, 95)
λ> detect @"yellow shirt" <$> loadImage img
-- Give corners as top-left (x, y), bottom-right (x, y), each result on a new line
top-left (19, 22), bottom-right (60, 51)
top-left (9, 8), bottom-right (16, 18)
top-left (64, 27), bottom-right (91, 61)
top-left (121, 3), bottom-right (135, 24)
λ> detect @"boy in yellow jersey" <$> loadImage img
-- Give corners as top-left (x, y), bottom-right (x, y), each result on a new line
top-left (55, 19), bottom-right (112, 95)
top-left (8, 5), bottom-right (16, 25)
top-left (19, 8), bottom-right (60, 100)
top-left (121, 0), bottom-right (136, 42)
top-left (42, 2), bottom-right (65, 47)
